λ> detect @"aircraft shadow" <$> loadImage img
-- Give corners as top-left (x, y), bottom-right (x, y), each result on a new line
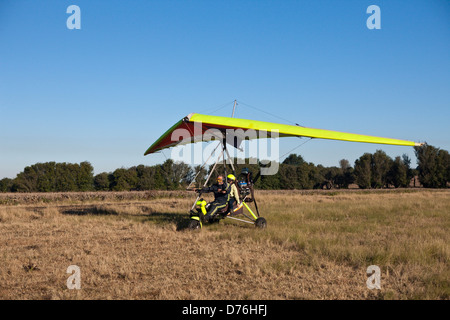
top-left (61, 207), bottom-right (190, 231)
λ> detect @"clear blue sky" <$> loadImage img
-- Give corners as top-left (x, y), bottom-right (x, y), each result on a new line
top-left (1, 0), bottom-right (449, 178)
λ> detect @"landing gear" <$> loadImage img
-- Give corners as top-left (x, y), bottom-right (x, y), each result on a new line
top-left (188, 201), bottom-right (267, 230)
top-left (187, 168), bottom-right (267, 231)
top-left (255, 217), bottom-right (267, 229)
top-left (187, 217), bottom-right (202, 230)
top-left (187, 202), bottom-right (225, 230)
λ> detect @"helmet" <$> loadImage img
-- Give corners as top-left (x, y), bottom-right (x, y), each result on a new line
top-left (227, 174), bottom-right (236, 181)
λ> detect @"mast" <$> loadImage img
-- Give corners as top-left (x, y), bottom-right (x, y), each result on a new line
top-left (227, 99), bottom-right (238, 176)
top-left (231, 99), bottom-right (237, 118)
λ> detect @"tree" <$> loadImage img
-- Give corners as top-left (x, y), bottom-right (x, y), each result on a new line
top-left (343, 167), bottom-right (356, 188)
top-left (298, 162), bottom-right (316, 189)
top-left (190, 165), bottom-right (208, 188)
top-left (77, 162), bottom-right (95, 191)
top-left (371, 150), bottom-right (392, 188)
top-left (339, 159), bottom-right (350, 171)
top-left (387, 156), bottom-right (409, 188)
top-left (94, 172), bottom-right (110, 191)
top-left (259, 173), bottom-right (280, 189)
top-left (4, 147), bottom-right (448, 193)
top-left (12, 165), bottom-right (39, 192)
top-left (35, 162), bottom-right (57, 192)
top-left (436, 149), bottom-right (450, 187)
top-left (172, 161), bottom-right (193, 187)
top-left (9, 161), bottom-right (95, 192)
top-left (0, 178), bottom-right (13, 192)
top-left (401, 154), bottom-right (416, 186)
top-left (110, 168), bottom-right (138, 191)
top-left (282, 154), bottom-right (305, 166)
top-left (325, 166), bottom-right (341, 189)
top-left (55, 163), bottom-right (77, 191)
top-left (338, 159), bottom-right (355, 188)
top-left (135, 165), bottom-right (164, 190)
top-left (159, 159), bottom-right (189, 190)
top-left (278, 164), bottom-right (299, 189)
top-left (354, 153), bottom-right (372, 189)
top-left (415, 144), bottom-right (450, 188)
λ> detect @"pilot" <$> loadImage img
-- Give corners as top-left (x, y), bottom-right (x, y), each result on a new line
top-left (226, 174), bottom-right (241, 214)
top-left (197, 175), bottom-right (230, 222)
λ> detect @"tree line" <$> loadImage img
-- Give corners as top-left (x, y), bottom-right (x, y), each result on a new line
top-left (1, 144), bottom-right (448, 193)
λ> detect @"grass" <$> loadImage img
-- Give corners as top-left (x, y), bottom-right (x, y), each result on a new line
top-left (0, 189), bottom-right (448, 300)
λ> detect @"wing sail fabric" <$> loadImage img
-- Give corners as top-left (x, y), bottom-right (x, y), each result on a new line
top-left (144, 113), bottom-right (421, 155)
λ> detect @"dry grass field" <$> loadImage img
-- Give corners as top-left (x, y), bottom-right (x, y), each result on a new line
top-left (0, 189), bottom-right (448, 300)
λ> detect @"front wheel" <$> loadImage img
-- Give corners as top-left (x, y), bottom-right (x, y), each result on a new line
top-left (188, 219), bottom-right (202, 230)
top-left (255, 217), bottom-right (267, 229)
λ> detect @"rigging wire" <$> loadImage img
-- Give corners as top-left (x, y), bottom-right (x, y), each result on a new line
top-left (198, 100), bottom-right (236, 115)
top-left (196, 99), bottom-right (313, 164)
top-left (234, 100), bottom-right (312, 160)
top-left (186, 142), bottom-right (222, 189)
top-left (277, 137), bottom-right (313, 162)
top-left (236, 100), bottom-right (305, 127)
top-left (160, 149), bottom-right (168, 161)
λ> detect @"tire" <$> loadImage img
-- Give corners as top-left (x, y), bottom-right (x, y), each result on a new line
top-left (255, 217), bottom-right (267, 229)
top-left (188, 219), bottom-right (201, 230)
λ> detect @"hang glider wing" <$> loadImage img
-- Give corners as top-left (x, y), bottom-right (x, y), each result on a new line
top-left (144, 113), bottom-right (422, 156)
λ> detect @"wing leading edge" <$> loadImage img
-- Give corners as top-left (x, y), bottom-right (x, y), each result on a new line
top-left (144, 113), bottom-right (422, 156)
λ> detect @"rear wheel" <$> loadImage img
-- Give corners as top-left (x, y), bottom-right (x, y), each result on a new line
top-left (255, 217), bottom-right (267, 229)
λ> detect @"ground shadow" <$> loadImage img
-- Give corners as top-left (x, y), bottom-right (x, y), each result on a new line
top-left (141, 211), bottom-right (191, 231)
top-left (60, 206), bottom-right (191, 231)
top-left (60, 206), bottom-right (119, 216)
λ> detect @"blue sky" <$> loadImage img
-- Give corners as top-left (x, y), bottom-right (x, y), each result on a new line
top-left (1, 0), bottom-right (449, 178)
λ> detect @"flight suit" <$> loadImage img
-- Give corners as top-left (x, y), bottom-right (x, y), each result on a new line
top-left (201, 182), bottom-right (230, 221)
top-left (227, 182), bottom-right (240, 211)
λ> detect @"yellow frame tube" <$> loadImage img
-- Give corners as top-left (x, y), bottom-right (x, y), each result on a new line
top-left (243, 202), bottom-right (258, 221)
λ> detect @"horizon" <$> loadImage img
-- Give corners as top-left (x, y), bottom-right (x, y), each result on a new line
top-left (0, 146), bottom-right (426, 180)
